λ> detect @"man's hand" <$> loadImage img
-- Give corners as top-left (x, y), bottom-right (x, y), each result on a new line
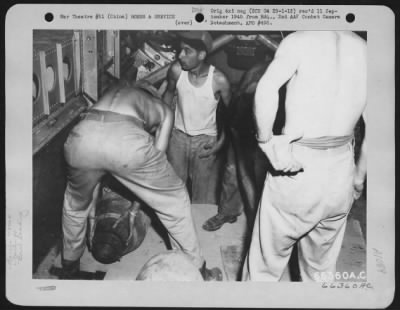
top-left (157, 80), bottom-right (168, 97)
top-left (198, 132), bottom-right (226, 159)
top-left (353, 170), bottom-right (366, 200)
top-left (353, 114), bottom-right (367, 200)
top-left (258, 133), bottom-right (303, 173)
top-left (198, 142), bottom-right (215, 158)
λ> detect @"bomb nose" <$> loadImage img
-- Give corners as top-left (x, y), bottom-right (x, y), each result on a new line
top-left (91, 232), bottom-right (124, 264)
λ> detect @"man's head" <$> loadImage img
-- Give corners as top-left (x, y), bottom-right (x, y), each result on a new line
top-left (176, 31), bottom-right (213, 71)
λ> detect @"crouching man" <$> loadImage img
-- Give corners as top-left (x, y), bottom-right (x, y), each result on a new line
top-left (61, 83), bottom-right (222, 281)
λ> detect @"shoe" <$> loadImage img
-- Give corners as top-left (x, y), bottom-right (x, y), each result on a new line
top-left (202, 214), bottom-right (237, 231)
top-left (199, 262), bottom-right (223, 281)
top-left (59, 259), bottom-right (80, 280)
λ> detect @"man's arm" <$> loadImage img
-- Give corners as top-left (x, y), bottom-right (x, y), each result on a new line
top-left (353, 112), bottom-right (367, 199)
top-left (255, 33), bottom-right (304, 172)
top-left (154, 105), bottom-right (174, 153)
top-left (254, 34), bottom-right (300, 142)
top-left (199, 71), bottom-right (231, 158)
top-left (162, 61), bottom-right (180, 110)
top-left (215, 70), bottom-right (232, 109)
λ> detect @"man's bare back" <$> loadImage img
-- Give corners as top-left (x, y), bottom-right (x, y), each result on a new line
top-left (254, 31), bottom-right (367, 176)
top-left (282, 31), bottom-right (367, 137)
top-left (93, 86), bottom-right (162, 129)
top-left (91, 86), bottom-right (173, 152)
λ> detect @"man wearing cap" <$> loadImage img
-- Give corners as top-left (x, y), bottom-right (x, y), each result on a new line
top-left (61, 82), bottom-right (222, 281)
top-left (163, 31), bottom-right (236, 231)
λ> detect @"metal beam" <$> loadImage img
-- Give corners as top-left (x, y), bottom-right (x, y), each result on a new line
top-left (56, 43), bottom-right (66, 104)
top-left (256, 34), bottom-right (279, 51)
top-left (82, 30), bottom-right (98, 103)
top-left (143, 34), bottom-right (237, 85)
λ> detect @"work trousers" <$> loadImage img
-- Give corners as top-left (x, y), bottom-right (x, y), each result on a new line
top-left (242, 142), bottom-right (355, 281)
top-left (167, 128), bottom-right (222, 204)
top-left (218, 142), bottom-right (243, 216)
top-left (62, 110), bottom-right (204, 268)
top-left (220, 128), bottom-right (269, 222)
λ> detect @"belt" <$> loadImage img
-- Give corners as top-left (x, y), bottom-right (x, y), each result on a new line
top-left (83, 109), bottom-right (145, 128)
top-left (173, 127), bottom-right (217, 138)
top-left (294, 134), bottom-right (354, 150)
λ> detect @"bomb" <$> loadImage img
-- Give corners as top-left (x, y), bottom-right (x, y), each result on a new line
top-left (136, 250), bottom-right (204, 281)
top-left (88, 188), bottom-right (150, 264)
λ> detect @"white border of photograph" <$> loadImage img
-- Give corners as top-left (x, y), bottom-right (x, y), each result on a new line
top-left (5, 4), bottom-right (395, 308)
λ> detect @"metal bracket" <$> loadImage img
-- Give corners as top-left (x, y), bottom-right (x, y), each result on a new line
top-left (82, 30), bottom-right (98, 102)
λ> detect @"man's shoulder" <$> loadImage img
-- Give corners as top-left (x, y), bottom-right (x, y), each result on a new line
top-left (275, 31), bottom-right (311, 57)
top-left (212, 67), bottom-right (230, 87)
top-left (168, 61), bottom-right (182, 80)
top-left (280, 31), bottom-right (309, 46)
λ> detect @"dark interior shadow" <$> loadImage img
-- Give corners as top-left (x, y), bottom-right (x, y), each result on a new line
top-left (288, 243), bottom-right (302, 281)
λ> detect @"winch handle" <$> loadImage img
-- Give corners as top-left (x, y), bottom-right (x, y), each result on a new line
top-left (130, 200), bottom-right (142, 213)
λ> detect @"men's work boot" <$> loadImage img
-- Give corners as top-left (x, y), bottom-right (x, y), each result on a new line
top-left (199, 262), bottom-right (223, 281)
top-left (202, 214), bottom-right (237, 231)
top-left (59, 259), bottom-right (80, 280)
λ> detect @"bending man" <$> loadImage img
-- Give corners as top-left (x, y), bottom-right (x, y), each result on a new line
top-left (61, 83), bottom-right (222, 281)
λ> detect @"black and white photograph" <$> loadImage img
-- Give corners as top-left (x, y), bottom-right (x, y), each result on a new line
top-left (6, 4), bottom-right (395, 308)
top-left (31, 28), bottom-right (368, 282)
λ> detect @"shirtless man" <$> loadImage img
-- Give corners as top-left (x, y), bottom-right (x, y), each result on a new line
top-left (163, 31), bottom-right (233, 230)
top-left (61, 84), bottom-right (222, 280)
top-left (242, 31), bottom-right (367, 281)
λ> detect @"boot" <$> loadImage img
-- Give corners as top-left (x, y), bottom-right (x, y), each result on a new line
top-left (202, 214), bottom-right (237, 231)
top-left (59, 259), bottom-right (80, 280)
top-left (199, 262), bottom-right (223, 281)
